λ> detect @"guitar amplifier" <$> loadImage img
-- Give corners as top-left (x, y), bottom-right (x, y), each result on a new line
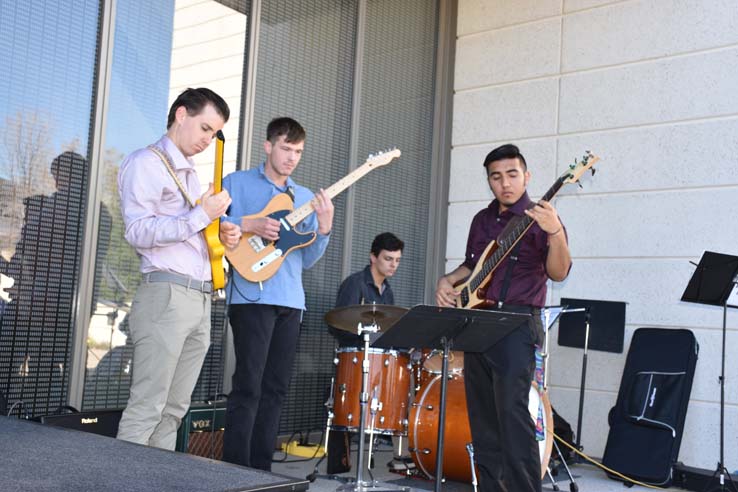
top-left (35, 408), bottom-right (123, 438)
top-left (176, 401), bottom-right (226, 460)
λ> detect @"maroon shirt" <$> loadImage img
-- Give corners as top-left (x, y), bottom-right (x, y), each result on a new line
top-left (461, 192), bottom-right (567, 308)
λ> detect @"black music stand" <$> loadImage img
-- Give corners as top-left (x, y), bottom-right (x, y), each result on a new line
top-left (681, 251), bottom-right (738, 492)
top-left (373, 305), bottom-right (531, 492)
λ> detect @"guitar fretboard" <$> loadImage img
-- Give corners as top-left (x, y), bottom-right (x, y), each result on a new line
top-left (286, 160), bottom-right (382, 225)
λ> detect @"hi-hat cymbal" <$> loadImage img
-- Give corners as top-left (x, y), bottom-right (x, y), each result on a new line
top-left (324, 304), bottom-right (408, 333)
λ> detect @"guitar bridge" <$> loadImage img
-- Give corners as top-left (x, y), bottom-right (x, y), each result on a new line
top-left (252, 249), bottom-right (283, 273)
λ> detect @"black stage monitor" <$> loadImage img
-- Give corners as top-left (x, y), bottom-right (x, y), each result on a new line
top-left (681, 251), bottom-right (738, 307)
top-left (558, 298), bottom-right (626, 353)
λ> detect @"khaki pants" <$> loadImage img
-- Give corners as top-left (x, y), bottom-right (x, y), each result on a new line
top-left (116, 282), bottom-right (211, 450)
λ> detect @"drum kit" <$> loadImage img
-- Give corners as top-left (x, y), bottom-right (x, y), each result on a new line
top-left (323, 304), bottom-right (577, 492)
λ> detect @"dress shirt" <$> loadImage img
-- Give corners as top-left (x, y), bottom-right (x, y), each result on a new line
top-left (118, 135), bottom-right (212, 281)
top-left (461, 192), bottom-right (568, 307)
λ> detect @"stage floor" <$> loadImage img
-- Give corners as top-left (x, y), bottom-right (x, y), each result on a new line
top-left (0, 416), bottom-right (308, 492)
top-left (269, 438), bottom-right (684, 492)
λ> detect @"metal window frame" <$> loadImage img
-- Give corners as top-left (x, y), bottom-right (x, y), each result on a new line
top-left (68, 0), bottom-right (117, 409)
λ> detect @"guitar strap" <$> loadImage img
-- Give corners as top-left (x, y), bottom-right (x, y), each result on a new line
top-left (148, 145), bottom-right (196, 208)
top-left (497, 240), bottom-right (523, 309)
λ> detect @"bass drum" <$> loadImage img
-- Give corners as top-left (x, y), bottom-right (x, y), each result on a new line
top-left (409, 375), bottom-right (553, 482)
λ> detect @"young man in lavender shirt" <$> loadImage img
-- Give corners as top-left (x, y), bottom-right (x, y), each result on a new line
top-left (435, 144), bottom-right (572, 492)
top-left (116, 88), bottom-right (240, 450)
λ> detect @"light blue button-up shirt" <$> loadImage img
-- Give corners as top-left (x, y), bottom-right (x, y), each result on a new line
top-left (222, 162), bottom-right (330, 310)
top-left (118, 135), bottom-right (212, 281)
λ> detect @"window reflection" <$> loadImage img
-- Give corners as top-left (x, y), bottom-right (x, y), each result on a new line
top-left (0, 0), bottom-right (99, 416)
top-left (82, 0), bottom-right (248, 409)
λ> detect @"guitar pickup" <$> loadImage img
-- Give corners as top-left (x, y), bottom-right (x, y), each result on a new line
top-left (248, 236), bottom-right (267, 252)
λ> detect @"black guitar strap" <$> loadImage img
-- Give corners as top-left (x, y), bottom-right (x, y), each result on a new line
top-left (286, 186), bottom-right (295, 202)
top-left (497, 240), bottom-right (523, 309)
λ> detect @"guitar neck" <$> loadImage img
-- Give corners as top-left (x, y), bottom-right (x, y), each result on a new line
top-left (214, 131), bottom-right (224, 194)
top-left (286, 160), bottom-right (376, 225)
top-left (468, 175), bottom-right (567, 293)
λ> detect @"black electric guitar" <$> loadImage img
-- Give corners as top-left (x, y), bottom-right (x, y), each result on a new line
top-left (455, 151), bottom-right (600, 309)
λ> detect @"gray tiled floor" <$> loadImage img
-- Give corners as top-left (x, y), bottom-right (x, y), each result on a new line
top-left (270, 439), bottom-right (683, 492)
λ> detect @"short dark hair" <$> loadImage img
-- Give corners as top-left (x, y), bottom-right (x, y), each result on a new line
top-left (167, 88), bottom-right (230, 129)
top-left (483, 143), bottom-right (527, 171)
top-left (371, 232), bottom-right (404, 256)
top-left (266, 117), bottom-right (306, 144)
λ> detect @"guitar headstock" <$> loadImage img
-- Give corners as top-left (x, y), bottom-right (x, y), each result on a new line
top-left (562, 151), bottom-right (600, 185)
top-left (365, 148), bottom-right (401, 168)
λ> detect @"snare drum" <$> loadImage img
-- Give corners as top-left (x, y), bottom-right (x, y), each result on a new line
top-left (332, 347), bottom-right (411, 435)
top-left (409, 375), bottom-right (553, 482)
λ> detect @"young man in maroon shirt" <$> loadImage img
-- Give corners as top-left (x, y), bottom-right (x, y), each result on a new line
top-left (435, 144), bottom-right (571, 492)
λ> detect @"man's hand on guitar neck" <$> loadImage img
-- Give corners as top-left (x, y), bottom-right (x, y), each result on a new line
top-left (312, 189), bottom-right (334, 235)
top-left (201, 183), bottom-right (231, 221)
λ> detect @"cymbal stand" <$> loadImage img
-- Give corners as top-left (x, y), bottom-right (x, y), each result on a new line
top-left (368, 387), bottom-right (380, 468)
top-left (337, 322), bottom-right (407, 492)
top-left (307, 378), bottom-right (335, 481)
top-left (541, 307), bottom-right (582, 491)
top-left (466, 443), bottom-right (478, 492)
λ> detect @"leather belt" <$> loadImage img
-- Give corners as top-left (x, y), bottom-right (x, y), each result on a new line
top-left (144, 271), bottom-right (213, 294)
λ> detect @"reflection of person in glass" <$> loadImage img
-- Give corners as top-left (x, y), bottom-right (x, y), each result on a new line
top-left (0, 151), bottom-right (107, 414)
top-left (115, 88), bottom-right (238, 450)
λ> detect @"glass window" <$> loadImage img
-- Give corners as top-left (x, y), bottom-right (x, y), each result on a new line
top-left (82, 0), bottom-right (248, 410)
top-left (0, 0), bottom-right (100, 416)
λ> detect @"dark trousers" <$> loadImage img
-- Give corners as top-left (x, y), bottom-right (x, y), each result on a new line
top-left (223, 304), bottom-right (301, 471)
top-left (464, 305), bottom-right (543, 492)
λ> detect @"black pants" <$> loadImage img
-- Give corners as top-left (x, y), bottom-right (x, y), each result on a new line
top-left (223, 304), bottom-right (301, 470)
top-left (464, 305), bottom-right (543, 492)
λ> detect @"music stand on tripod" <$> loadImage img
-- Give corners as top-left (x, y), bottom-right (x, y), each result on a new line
top-left (374, 305), bottom-right (530, 492)
top-left (681, 251), bottom-right (738, 492)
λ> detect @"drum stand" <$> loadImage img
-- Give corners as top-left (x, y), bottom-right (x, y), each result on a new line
top-left (541, 307), bottom-right (580, 492)
top-left (336, 322), bottom-right (408, 492)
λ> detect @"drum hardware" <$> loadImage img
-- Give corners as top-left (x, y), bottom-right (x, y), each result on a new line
top-left (372, 305), bottom-right (530, 492)
top-left (306, 377), bottom-right (336, 482)
top-left (466, 443), bottom-right (478, 492)
top-left (324, 304), bottom-right (409, 492)
top-left (541, 306), bottom-right (586, 491)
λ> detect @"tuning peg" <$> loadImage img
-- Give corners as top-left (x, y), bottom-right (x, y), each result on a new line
top-left (591, 168), bottom-right (597, 176)
top-left (578, 181), bottom-right (584, 189)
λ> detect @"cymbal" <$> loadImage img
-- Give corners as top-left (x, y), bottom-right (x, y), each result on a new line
top-left (324, 304), bottom-right (408, 333)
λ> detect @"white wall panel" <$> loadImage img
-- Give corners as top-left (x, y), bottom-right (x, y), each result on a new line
top-left (453, 79), bottom-right (559, 145)
top-left (449, 139), bottom-right (557, 203)
top-left (457, 0), bottom-right (562, 36)
top-left (453, 0), bottom-right (738, 468)
top-left (445, 201), bottom-right (486, 260)
top-left (562, 0), bottom-right (738, 71)
top-left (552, 259), bottom-right (738, 330)
top-left (564, 0), bottom-right (622, 12)
top-left (557, 118), bottom-right (738, 195)
top-left (455, 18), bottom-right (561, 90)
top-left (556, 189), bottom-right (738, 258)
top-left (559, 47), bottom-right (738, 133)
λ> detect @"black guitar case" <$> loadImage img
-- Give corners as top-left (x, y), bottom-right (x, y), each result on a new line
top-left (603, 327), bottom-right (698, 486)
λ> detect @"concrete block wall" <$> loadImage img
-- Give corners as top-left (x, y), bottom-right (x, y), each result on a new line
top-left (451, 0), bottom-right (738, 468)
top-left (170, 0), bottom-right (247, 187)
